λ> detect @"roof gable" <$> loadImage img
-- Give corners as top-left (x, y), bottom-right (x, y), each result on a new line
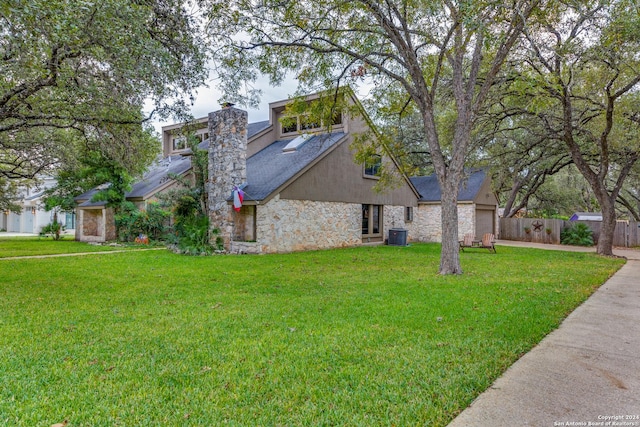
top-left (410, 169), bottom-right (489, 202)
top-left (241, 132), bottom-right (347, 202)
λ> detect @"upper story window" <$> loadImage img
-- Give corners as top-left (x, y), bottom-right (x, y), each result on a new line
top-left (173, 136), bottom-right (187, 150)
top-left (300, 115), bottom-right (320, 131)
top-left (282, 120), bottom-right (298, 134)
top-left (280, 112), bottom-right (343, 134)
top-left (364, 154), bottom-right (382, 178)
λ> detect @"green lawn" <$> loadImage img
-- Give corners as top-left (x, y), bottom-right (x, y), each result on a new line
top-left (0, 243), bottom-right (624, 426)
top-left (0, 236), bottom-right (152, 258)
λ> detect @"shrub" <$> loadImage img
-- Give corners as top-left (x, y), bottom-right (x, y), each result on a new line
top-left (116, 202), bottom-right (171, 242)
top-left (561, 223), bottom-right (594, 246)
top-left (171, 214), bottom-right (222, 255)
top-left (40, 220), bottom-right (64, 240)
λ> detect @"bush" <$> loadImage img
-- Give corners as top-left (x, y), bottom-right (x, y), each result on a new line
top-left (40, 220), bottom-right (64, 240)
top-left (561, 223), bottom-right (594, 246)
top-left (116, 202), bottom-right (171, 242)
top-left (176, 215), bottom-right (210, 254)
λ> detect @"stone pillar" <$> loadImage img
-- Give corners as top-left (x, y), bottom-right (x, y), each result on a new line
top-left (208, 105), bottom-right (248, 250)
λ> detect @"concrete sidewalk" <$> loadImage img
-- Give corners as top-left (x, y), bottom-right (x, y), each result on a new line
top-left (448, 242), bottom-right (640, 427)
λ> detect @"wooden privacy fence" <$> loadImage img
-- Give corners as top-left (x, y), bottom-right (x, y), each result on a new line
top-left (499, 217), bottom-right (640, 247)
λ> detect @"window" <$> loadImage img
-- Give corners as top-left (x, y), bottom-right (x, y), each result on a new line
top-left (172, 136), bottom-right (187, 150)
top-left (362, 204), bottom-right (383, 239)
top-left (364, 155), bottom-right (382, 177)
top-left (281, 118), bottom-right (298, 134)
top-left (281, 111), bottom-right (343, 135)
top-left (405, 206), bottom-right (414, 222)
top-left (300, 115), bottom-right (320, 130)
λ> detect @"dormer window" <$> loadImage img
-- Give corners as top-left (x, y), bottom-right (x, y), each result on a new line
top-left (173, 136), bottom-right (187, 150)
top-left (282, 120), bottom-right (298, 134)
top-left (280, 112), bottom-right (343, 134)
top-left (300, 115), bottom-right (320, 131)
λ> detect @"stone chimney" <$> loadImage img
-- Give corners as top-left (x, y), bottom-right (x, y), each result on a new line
top-left (208, 104), bottom-right (248, 250)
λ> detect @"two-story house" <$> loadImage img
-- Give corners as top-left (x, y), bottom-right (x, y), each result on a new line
top-left (75, 90), bottom-right (498, 250)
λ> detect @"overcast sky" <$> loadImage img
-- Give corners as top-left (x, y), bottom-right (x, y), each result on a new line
top-left (149, 71), bottom-right (374, 136)
top-left (149, 73), bottom-right (300, 135)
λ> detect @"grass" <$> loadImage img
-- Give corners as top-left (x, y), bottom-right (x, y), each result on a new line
top-left (0, 243), bottom-right (624, 426)
top-left (0, 236), bottom-right (154, 258)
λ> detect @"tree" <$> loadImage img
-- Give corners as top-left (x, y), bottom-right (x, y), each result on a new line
top-left (0, 0), bottom-right (208, 182)
top-left (617, 163), bottom-right (640, 220)
top-left (205, 0), bottom-right (540, 274)
top-left (474, 109), bottom-right (573, 217)
top-left (512, 0), bottom-right (640, 255)
top-left (0, 175), bottom-right (21, 213)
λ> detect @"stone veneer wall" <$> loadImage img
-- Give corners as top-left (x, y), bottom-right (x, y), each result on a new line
top-left (208, 106), bottom-right (248, 250)
top-left (406, 203), bottom-right (475, 242)
top-left (76, 208), bottom-right (116, 243)
top-left (245, 196), bottom-right (363, 253)
top-left (383, 205), bottom-right (408, 236)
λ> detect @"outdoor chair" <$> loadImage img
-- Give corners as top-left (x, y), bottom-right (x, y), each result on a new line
top-left (481, 233), bottom-right (496, 253)
top-left (458, 233), bottom-right (476, 252)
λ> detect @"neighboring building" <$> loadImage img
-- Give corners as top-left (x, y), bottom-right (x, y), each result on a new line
top-left (0, 177), bottom-right (75, 234)
top-left (75, 90), bottom-right (498, 250)
top-left (569, 212), bottom-right (603, 221)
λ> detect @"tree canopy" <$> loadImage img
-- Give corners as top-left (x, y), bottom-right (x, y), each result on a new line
top-left (497, 0), bottom-right (640, 254)
top-left (0, 0), bottom-right (208, 187)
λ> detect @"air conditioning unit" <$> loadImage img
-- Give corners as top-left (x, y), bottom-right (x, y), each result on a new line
top-left (388, 228), bottom-right (408, 246)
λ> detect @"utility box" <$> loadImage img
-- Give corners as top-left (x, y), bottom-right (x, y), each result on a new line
top-left (388, 228), bottom-right (408, 246)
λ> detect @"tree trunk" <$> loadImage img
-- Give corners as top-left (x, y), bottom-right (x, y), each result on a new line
top-left (439, 179), bottom-right (463, 275)
top-left (502, 179), bottom-right (522, 218)
top-left (597, 196), bottom-right (616, 256)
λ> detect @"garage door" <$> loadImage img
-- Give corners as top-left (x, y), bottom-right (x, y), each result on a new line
top-left (475, 208), bottom-right (495, 237)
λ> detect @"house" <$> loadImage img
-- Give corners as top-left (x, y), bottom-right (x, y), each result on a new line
top-left (74, 90), bottom-right (497, 251)
top-left (203, 91), bottom-right (419, 254)
top-left (0, 176), bottom-right (75, 235)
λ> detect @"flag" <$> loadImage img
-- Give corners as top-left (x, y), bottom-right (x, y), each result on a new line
top-left (232, 186), bottom-right (244, 212)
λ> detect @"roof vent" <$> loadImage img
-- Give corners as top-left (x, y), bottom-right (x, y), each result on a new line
top-left (282, 133), bottom-right (312, 153)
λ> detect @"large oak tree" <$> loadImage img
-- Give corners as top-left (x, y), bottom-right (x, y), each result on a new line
top-left (510, 0), bottom-right (640, 255)
top-left (205, 0), bottom-right (539, 274)
top-left (0, 0), bottom-right (208, 194)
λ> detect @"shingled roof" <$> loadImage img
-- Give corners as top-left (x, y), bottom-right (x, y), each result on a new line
top-left (410, 169), bottom-right (488, 202)
top-left (76, 120), bottom-right (275, 207)
top-left (75, 154), bottom-right (192, 207)
top-left (239, 132), bottom-right (347, 202)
